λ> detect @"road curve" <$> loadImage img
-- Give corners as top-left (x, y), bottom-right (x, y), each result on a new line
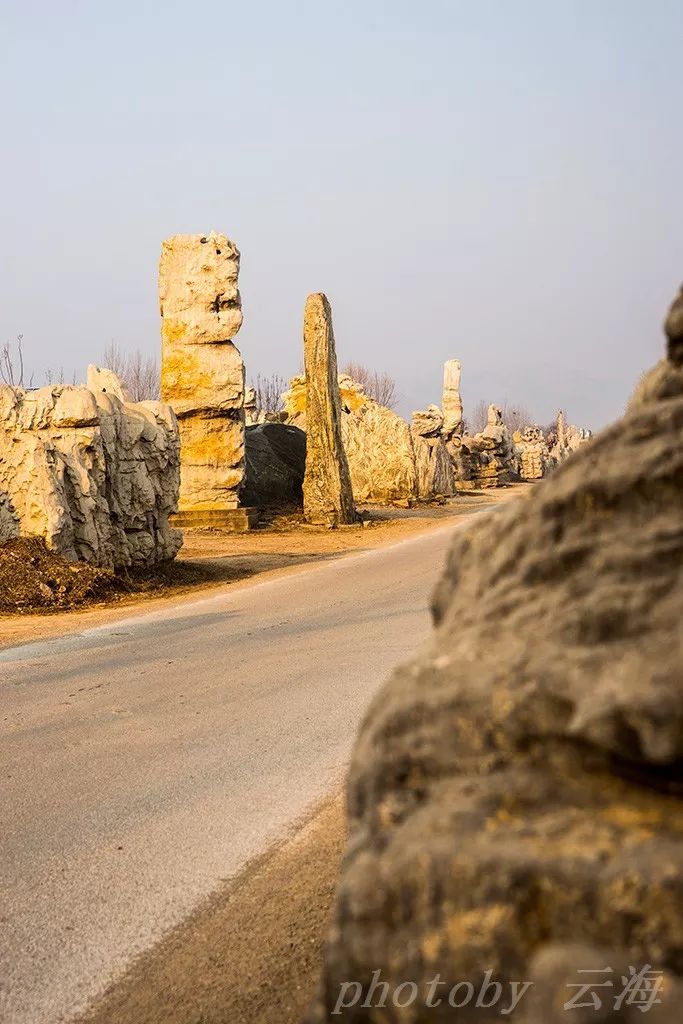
top-left (1, 520), bottom-right (466, 1024)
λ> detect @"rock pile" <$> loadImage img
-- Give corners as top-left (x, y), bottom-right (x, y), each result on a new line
top-left (458, 403), bottom-right (515, 488)
top-left (410, 405), bottom-right (456, 500)
top-left (286, 369), bottom-right (461, 505)
top-left (160, 232), bottom-right (248, 525)
top-left (547, 409), bottom-right (591, 466)
top-left (0, 370), bottom-right (181, 568)
top-left (307, 287), bottom-right (683, 1023)
top-left (514, 424), bottom-right (551, 480)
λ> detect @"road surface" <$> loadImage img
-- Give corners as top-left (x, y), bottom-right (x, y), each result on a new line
top-left (1, 520), bottom-right (465, 1024)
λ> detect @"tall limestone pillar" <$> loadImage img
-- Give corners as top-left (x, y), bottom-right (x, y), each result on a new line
top-left (160, 232), bottom-right (256, 530)
top-left (441, 358), bottom-right (463, 439)
top-left (302, 293), bottom-right (356, 526)
top-left (441, 358), bottom-right (464, 489)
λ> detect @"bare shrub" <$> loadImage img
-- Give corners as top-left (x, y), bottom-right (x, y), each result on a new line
top-left (1, 336), bottom-right (32, 389)
top-left (251, 373), bottom-right (287, 415)
top-left (341, 362), bottom-right (398, 409)
top-left (44, 366), bottom-right (78, 386)
top-left (125, 349), bottom-right (161, 402)
top-left (500, 401), bottom-right (533, 434)
top-left (466, 398), bottom-right (534, 435)
top-left (103, 341), bottom-right (160, 402)
top-left (466, 399), bottom-right (489, 434)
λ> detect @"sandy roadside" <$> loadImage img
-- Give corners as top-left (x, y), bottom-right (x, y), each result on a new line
top-left (75, 793), bottom-right (347, 1024)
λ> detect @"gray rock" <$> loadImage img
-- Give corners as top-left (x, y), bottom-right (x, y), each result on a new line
top-left (242, 422), bottom-right (306, 508)
top-left (307, 288), bottom-right (683, 1021)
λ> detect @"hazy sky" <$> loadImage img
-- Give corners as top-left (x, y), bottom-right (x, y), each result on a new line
top-left (2, 0), bottom-right (682, 429)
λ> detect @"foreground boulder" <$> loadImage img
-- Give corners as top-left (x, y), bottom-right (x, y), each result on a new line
top-left (308, 289), bottom-right (683, 1021)
top-left (0, 371), bottom-right (181, 568)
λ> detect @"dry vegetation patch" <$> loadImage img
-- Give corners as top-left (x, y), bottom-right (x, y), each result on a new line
top-left (0, 538), bottom-right (126, 612)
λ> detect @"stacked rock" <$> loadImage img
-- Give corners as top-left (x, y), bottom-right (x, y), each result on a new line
top-left (458, 404), bottom-right (515, 488)
top-left (410, 405), bottom-right (456, 499)
top-left (159, 232), bottom-right (249, 528)
top-left (514, 424), bottom-right (551, 480)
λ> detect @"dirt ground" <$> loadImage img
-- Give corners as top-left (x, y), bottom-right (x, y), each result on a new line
top-left (0, 490), bottom-right (519, 651)
top-left (76, 793), bottom-right (347, 1024)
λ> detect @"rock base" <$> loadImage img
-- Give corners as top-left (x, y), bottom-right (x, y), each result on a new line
top-left (170, 508), bottom-right (258, 532)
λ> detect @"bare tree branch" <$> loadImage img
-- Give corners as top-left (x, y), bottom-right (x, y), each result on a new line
top-left (499, 401), bottom-right (533, 434)
top-left (1, 336), bottom-right (26, 390)
top-left (341, 362), bottom-right (398, 409)
top-left (466, 398), bottom-right (534, 435)
top-left (251, 373), bottom-right (286, 415)
top-left (103, 341), bottom-right (160, 402)
top-left (465, 399), bottom-right (489, 434)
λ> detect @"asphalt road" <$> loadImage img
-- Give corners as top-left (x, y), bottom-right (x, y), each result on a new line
top-left (1, 521), bottom-right (462, 1024)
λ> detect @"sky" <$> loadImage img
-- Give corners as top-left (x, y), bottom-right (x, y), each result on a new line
top-left (2, 0), bottom-right (682, 430)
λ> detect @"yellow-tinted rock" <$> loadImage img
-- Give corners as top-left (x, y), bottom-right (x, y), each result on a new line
top-left (284, 373), bottom-right (417, 504)
top-left (159, 233), bottom-right (246, 513)
top-left (301, 294), bottom-right (356, 525)
top-left (441, 358), bottom-right (463, 439)
top-left (340, 379), bottom-right (417, 503)
top-left (159, 232), bottom-right (242, 346)
top-left (0, 377), bottom-right (181, 567)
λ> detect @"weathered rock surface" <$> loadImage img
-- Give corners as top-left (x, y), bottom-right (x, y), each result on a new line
top-left (547, 409), bottom-right (592, 468)
top-left (282, 373), bottom-right (367, 428)
top-left (457, 403), bottom-right (515, 488)
top-left (243, 385), bottom-right (264, 426)
top-left (411, 405), bottom-right (456, 499)
top-left (241, 422), bottom-right (306, 508)
top-left (340, 379), bottom-right (417, 504)
top-left (514, 424), bottom-right (550, 480)
top-left (441, 358), bottom-right (463, 441)
top-left (87, 364), bottom-right (132, 403)
top-left (159, 232), bottom-right (246, 513)
top-left (283, 374), bottom-right (416, 504)
top-left (308, 290), bottom-right (683, 1021)
top-left (0, 375), bottom-right (181, 568)
top-left (282, 374), bottom-right (307, 426)
top-left (301, 294), bottom-right (356, 525)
